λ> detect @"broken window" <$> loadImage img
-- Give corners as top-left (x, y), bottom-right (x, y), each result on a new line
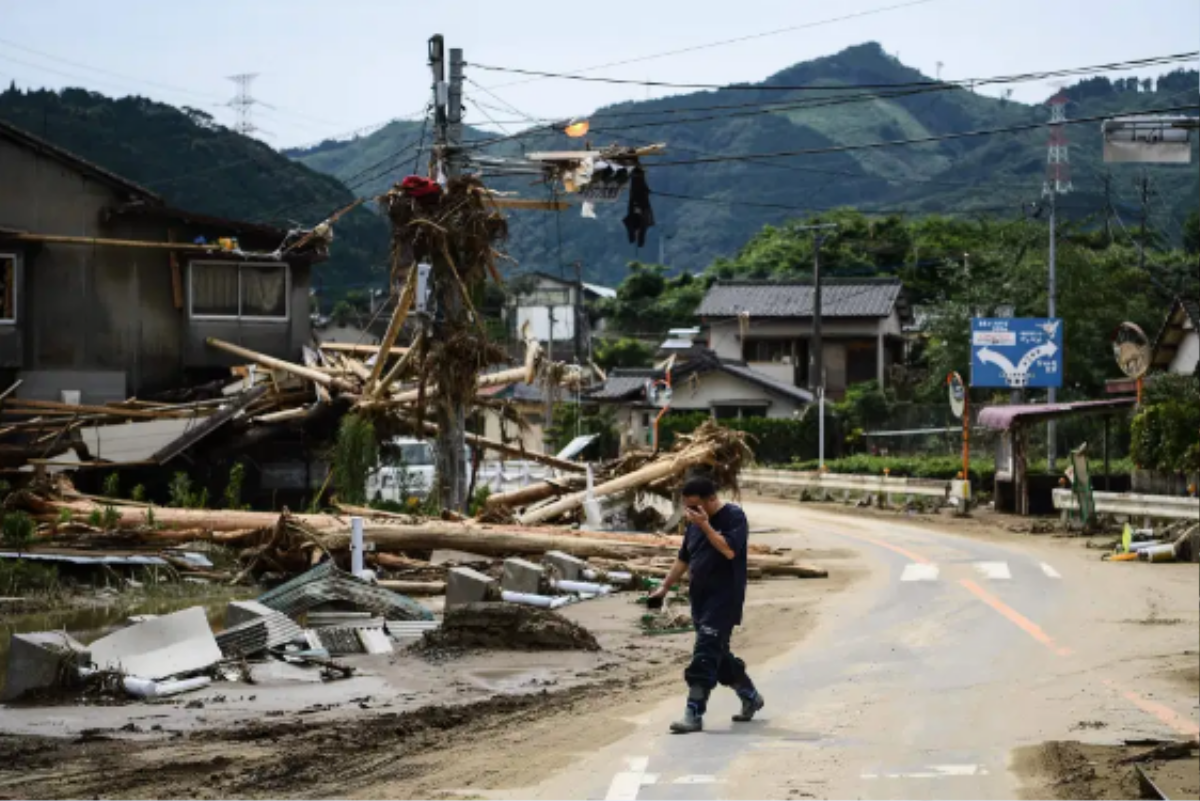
top-left (190, 261), bottom-right (287, 319)
top-left (0, 254), bottom-right (15, 322)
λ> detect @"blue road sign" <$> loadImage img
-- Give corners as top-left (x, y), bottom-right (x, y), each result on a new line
top-left (970, 318), bottom-right (1063, 388)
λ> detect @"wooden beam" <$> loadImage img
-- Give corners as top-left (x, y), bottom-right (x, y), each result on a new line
top-left (6, 233), bottom-right (230, 252)
top-left (319, 342), bottom-right (410, 357)
top-left (150, 385), bottom-right (268, 464)
top-left (206, 338), bottom-right (356, 392)
top-left (489, 198), bottom-right (570, 211)
top-left (4, 398), bottom-right (202, 421)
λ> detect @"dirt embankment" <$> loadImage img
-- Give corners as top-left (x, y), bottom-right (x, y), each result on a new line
top-left (1015, 739), bottom-right (1200, 800)
top-left (0, 560), bottom-right (852, 800)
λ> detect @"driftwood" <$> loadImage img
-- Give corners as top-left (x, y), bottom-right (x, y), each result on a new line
top-left (376, 579), bottom-right (446, 595)
top-left (485, 477), bottom-right (587, 509)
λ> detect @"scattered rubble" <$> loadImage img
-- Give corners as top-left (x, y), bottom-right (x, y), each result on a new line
top-left (422, 603), bottom-right (600, 651)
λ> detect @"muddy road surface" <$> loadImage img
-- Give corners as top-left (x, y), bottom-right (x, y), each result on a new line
top-left (1, 498), bottom-right (1195, 799)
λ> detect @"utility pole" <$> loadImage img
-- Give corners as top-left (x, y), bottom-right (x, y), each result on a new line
top-left (1136, 172), bottom-right (1150, 273)
top-left (1043, 93), bottom-right (1072, 473)
top-left (795, 223), bottom-right (838, 468)
top-left (1101, 172), bottom-right (1114, 244)
top-left (428, 35), bottom-right (470, 511)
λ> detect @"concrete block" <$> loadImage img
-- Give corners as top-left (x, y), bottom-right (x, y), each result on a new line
top-left (90, 606), bottom-right (221, 680)
top-left (446, 566), bottom-right (497, 610)
top-left (225, 599), bottom-right (277, 628)
top-left (502, 557), bottom-right (544, 595)
top-left (543, 550), bottom-right (586, 582)
top-left (2, 631), bottom-right (90, 701)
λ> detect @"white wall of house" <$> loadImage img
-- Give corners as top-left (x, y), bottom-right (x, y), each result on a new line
top-left (706, 317), bottom-right (893, 361)
top-left (516, 304), bottom-right (575, 342)
top-left (1169, 328), bottom-right (1199, 375)
top-left (670, 371), bottom-right (802, 419)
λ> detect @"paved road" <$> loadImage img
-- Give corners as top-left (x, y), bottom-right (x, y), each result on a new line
top-left (510, 500), bottom-right (1199, 800)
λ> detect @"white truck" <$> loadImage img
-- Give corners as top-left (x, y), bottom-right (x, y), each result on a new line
top-left (365, 437), bottom-right (471, 505)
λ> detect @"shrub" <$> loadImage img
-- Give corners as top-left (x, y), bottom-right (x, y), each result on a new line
top-left (1131, 374), bottom-right (1200, 473)
top-left (333, 414), bottom-right (377, 506)
top-left (1, 511), bottom-right (36, 550)
top-left (658, 411), bottom-right (838, 465)
top-left (102, 473), bottom-right (120, 499)
top-left (223, 462), bottom-right (248, 510)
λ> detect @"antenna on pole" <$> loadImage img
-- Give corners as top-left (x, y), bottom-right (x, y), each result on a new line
top-left (227, 73), bottom-right (261, 137)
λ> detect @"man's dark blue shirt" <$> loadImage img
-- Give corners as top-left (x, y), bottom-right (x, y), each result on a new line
top-left (677, 503), bottom-right (749, 631)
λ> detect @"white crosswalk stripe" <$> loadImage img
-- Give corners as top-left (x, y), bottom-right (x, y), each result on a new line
top-left (1040, 562), bottom-right (1062, 578)
top-left (973, 562), bottom-right (1012, 580)
top-left (901, 563), bottom-right (940, 582)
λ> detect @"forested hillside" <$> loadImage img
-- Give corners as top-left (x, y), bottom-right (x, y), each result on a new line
top-left (0, 85), bottom-right (390, 296)
top-left (291, 43), bottom-right (1199, 286)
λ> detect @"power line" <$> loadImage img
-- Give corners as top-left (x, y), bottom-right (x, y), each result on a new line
top-left (646, 103), bottom-right (1200, 168)
top-left (480, 0), bottom-right (944, 90)
top-left (471, 51), bottom-right (1198, 93)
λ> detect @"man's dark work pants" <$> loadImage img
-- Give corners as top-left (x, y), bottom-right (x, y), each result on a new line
top-left (683, 623), bottom-right (758, 715)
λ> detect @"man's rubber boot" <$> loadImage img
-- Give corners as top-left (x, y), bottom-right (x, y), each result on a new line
top-left (732, 692), bottom-right (764, 723)
top-left (669, 707), bottom-right (703, 734)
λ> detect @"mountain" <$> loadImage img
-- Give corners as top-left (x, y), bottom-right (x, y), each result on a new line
top-left (290, 43), bottom-right (1199, 286)
top-left (0, 85), bottom-right (390, 298)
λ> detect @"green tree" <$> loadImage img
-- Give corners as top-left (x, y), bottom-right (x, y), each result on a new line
top-left (594, 337), bottom-right (655, 371)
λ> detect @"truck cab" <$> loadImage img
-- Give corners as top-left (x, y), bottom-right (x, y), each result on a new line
top-left (365, 437), bottom-right (472, 506)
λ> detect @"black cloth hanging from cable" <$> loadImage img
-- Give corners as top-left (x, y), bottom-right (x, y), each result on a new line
top-left (622, 166), bottom-right (655, 247)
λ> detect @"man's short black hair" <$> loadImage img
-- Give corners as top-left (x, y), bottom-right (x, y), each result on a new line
top-left (681, 476), bottom-right (718, 499)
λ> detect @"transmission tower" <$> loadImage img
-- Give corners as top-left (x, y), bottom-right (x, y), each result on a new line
top-left (1043, 93), bottom-right (1073, 196)
top-left (227, 73), bottom-right (261, 136)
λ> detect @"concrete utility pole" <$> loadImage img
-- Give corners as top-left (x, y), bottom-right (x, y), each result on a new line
top-left (428, 35), bottom-right (470, 511)
top-left (797, 223), bottom-right (838, 468)
top-left (1136, 172), bottom-right (1150, 273)
top-left (1043, 93), bottom-right (1072, 473)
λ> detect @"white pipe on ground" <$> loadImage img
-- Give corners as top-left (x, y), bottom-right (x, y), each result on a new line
top-left (501, 590), bottom-right (572, 609)
top-left (552, 579), bottom-right (611, 595)
top-left (582, 569), bottom-right (632, 584)
top-left (123, 675), bottom-right (212, 699)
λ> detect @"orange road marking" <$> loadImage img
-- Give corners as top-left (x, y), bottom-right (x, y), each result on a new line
top-left (1105, 680), bottom-right (1200, 739)
top-left (958, 578), bottom-right (1062, 653)
top-left (836, 531), bottom-right (931, 564)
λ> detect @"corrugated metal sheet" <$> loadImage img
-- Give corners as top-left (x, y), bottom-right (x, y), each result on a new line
top-left (258, 562), bottom-right (433, 621)
top-left (696, 280), bottom-right (903, 319)
top-left (0, 551), bottom-right (166, 566)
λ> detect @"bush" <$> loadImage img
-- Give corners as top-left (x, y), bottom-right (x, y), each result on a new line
top-left (786, 454), bottom-right (1135, 486)
top-left (333, 414), bottom-right (378, 506)
top-left (1, 511), bottom-right (36, 550)
top-left (1131, 374), bottom-right (1200, 473)
top-left (169, 472), bottom-right (208, 509)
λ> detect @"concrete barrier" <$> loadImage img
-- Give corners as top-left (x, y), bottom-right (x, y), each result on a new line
top-left (1052, 488), bottom-right (1199, 524)
top-left (741, 468), bottom-right (948, 505)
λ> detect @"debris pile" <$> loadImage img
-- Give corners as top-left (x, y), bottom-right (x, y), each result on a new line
top-left (1101, 521), bottom-right (1200, 563)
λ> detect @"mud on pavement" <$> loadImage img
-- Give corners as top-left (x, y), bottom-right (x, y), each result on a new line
top-left (1014, 739), bottom-right (1200, 800)
top-left (0, 563), bottom-right (852, 799)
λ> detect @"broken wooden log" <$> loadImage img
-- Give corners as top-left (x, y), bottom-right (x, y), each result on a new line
top-left (207, 338), bottom-right (357, 393)
top-left (485, 476), bottom-right (588, 509)
top-left (375, 579), bottom-right (446, 595)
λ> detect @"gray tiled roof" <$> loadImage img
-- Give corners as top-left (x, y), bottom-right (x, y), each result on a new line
top-left (585, 373), bottom-right (653, 401)
top-left (585, 355), bottom-right (813, 405)
top-left (696, 279), bottom-right (903, 319)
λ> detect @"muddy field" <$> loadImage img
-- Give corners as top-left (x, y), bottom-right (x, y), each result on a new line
top-left (0, 560), bottom-right (853, 799)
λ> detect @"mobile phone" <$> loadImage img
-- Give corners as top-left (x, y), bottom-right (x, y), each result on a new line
top-left (646, 596), bottom-right (664, 610)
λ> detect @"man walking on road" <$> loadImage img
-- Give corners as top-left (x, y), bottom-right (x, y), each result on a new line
top-left (648, 476), bottom-right (763, 734)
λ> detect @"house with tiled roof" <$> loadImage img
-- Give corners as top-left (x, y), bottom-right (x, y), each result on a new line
top-left (694, 278), bottom-right (911, 400)
top-left (1149, 296), bottom-right (1200, 376)
top-left (586, 349), bottom-right (813, 450)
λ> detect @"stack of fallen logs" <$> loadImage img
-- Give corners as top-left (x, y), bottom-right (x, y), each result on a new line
top-left (10, 478), bottom-right (827, 585)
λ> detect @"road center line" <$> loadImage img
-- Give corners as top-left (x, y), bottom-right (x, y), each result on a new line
top-left (958, 579), bottom-right (1070, 655)
top-left (1105, 680), bottom-right (1200, 739)
top-left (605, 756), bottom-right (649, 801)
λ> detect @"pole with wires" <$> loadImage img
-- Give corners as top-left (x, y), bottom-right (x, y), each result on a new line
top-left (793, 223), bottom-right (838, 468)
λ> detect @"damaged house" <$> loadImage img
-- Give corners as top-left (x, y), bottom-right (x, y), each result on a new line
top-left (0, 117), bottom-right (323, 405)
top-left (0, 117), bottom-right (330, 492)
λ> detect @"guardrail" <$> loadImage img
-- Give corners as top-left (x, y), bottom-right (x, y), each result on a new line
top-left (1052, 488), bottom-right (1199, 523)
top-left (741, 468), bottom-right (950, 504)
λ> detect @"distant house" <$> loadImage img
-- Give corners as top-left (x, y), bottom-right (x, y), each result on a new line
top-left (586, 349), bottom-right (813, 450)
top-left (507, 271), bottom-right (615, 361)
top-left (695, 278), bottom-right (911, 400)
top-left (0, 117), bottom-right (323, 403)
top-left (1149, 296), bottom-right (1199, 376)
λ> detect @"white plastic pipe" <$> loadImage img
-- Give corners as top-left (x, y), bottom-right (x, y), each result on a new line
top-left (552, 579), bottom-right (611, 595)
top-left (123, 675), bottom-right (211, 699)
top-left (350, 516), bottom-right (364, 576)
top-left (583, 569), bottom-right (632, 584)
top-left (501, 590), bottom-right (572, 609)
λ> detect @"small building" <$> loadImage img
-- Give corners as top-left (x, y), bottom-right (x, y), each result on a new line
top-left (586, 349), bottom-right (813, 450)
top-left (1149, 296), bottom-right (1199, 376)
top-left (506, 271), bottom-right (615, 362)
top-left (695, 278), bottom-right (911, 400)
top-left (0, 117), bottom-right (323, 403)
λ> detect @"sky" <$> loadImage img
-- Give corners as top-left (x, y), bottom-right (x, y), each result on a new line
top-left (2, 0), bottom-right (1197, 148)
